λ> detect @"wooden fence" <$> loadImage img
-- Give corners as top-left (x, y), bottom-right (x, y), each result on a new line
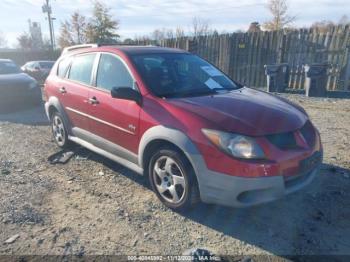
top-left (138, 25), bottom-right (350, 91)
top-left (1, 25), bottom-right (349, 91)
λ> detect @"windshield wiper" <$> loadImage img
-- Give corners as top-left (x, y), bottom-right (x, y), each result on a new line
top-left (210, 87), bottom-right (238, 92)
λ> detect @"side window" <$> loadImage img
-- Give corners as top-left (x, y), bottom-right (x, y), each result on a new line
top-left (27, 62), bottom-right (34, 70)
top-left (57, 58), bottom-right (71, 78)
top-left (68, 54), bottom-right (96, 85)
top-left (96, 54), bottom-right (134, 91)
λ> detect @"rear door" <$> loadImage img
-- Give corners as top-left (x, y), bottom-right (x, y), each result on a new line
top-left (87, 53), bottom-right (141, 155)
top-left (58, 53), bottom-right (97, 131)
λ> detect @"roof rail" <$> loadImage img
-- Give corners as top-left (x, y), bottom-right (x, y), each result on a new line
top-left (61, 44), bottom-right (98, 55)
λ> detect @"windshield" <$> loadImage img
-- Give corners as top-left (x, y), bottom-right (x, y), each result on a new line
top-left (0, 61), bottom-right (21, 75)
top-left (39, 61), bottom-right (55, 69)
top-left (131, 53), bottom-right (241, 98)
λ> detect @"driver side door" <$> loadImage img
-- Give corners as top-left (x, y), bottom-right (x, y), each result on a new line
top-left (87, 53), bottom-right (141, 158)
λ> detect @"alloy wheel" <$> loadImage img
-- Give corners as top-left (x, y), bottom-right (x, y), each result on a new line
top-left (152, 156), bottom-right (187, 204)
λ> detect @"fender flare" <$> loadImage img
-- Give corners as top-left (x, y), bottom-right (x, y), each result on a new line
top-left (138, 125), bottom-right (209, 195)
top-left (45, 96), bottom-right (73, 135)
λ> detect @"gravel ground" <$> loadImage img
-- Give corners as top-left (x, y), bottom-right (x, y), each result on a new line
top-left (0, 93), bottom-right (350, 259)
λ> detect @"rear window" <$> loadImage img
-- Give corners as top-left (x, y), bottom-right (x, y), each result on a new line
top-left (68, 54), bottom-right (96, 85)
top-left (0, 61), bottom-right (21, 75)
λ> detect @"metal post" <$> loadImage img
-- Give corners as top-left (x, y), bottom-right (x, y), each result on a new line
top-left (344, 47), bottom-right (350, 91)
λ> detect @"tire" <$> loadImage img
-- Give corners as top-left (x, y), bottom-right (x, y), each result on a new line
top-left (51, 111), bottom-right (71, 149)
top-left (148, 146), bottom-right (200, 212)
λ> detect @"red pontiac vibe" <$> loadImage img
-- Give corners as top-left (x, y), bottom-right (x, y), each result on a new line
top-left (44, 44), bottom-right (323, 211)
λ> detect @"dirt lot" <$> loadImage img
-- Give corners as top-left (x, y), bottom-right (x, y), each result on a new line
top-left (0, 92), bottom-right (350, 259)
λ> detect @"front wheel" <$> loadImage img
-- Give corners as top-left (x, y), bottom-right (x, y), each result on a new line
top-left (149, 147), bottom-right (199, 211)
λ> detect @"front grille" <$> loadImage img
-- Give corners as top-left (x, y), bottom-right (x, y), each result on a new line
top-left (266, 131), bottom-right (298, 150)
top-left (266, 121), bottom-right (316, 150)
top-left (300, 121), bottom-right (316, 147)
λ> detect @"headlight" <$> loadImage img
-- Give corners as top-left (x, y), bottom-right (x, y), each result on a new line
top-left (202, 129), bottom-right (265, 159)
top-left (29, 81), bottom-right (38, 89)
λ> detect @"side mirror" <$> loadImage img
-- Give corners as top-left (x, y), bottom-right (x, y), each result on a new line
top-left (34, 66), bottom-right (40, 71)
top-left (111, 87), bottom-right (142, 105)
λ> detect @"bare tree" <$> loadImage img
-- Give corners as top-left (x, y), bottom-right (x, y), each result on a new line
top-left (165, 29), bottom-right (175, 39)
top-left (133, 35), bottom-right (152, 45)
top-left (58, 21), bottom-right (74, 48)
top-left (17, 32), bottom-right (32, 50)
top-left (42, 36), bottom-right (53, 50)
top-left (147, 26), bottom-right (186, 42)
top-left (150, 28), bottom-right (183, 42)
top-left (339, 15), bottom-right (349, 25)
top-left (311, 15), bottom-right (349, 33)
top-left (151, 29), bottom-right (166, 42)
top-left (71, 12), bottom-right (87, 44)
top-left (311, 20), bottom-right (335, 31)
top-left (175, 27), bottom-right (185, 38)
top-left (263, 0), bottom-right (296, 31)
top-left (190, 17), bottom-right (212, 38)
top-left (0, 31), bottom-right (7, 48)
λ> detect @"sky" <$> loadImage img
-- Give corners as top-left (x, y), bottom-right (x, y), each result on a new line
top-left (0, 0), bottom-right (349, 48)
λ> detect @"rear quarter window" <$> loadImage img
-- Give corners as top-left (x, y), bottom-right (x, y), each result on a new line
top-left (57, 58), bottom-right (71, 78)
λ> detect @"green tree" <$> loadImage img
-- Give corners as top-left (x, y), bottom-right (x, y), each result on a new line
top-left (86, 1), bottom-right (120, 44)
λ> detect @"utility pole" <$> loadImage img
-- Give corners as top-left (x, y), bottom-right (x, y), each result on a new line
top-left (42, 0), bottom-right (54, 50)
top-left (51, 17), bottom-right (56, 48)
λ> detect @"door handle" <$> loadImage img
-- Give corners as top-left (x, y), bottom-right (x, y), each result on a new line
top-left (88, 97), bottom-right (99, 105)
top-left (59, 87), bottom-right (67, 94)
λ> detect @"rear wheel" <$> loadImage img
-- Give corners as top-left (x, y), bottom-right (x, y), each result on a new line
top-left (51, 111), bottom-right (70, 148)
top-left (149, 147), bottom-right (199, 211)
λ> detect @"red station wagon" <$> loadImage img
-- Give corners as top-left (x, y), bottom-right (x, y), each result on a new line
top-left (44, 44), bottom-right (323, 211)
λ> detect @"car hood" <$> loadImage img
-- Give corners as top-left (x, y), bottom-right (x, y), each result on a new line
top-left (0, 73), bottom-right (35, 87)
top-left (167, 88), bottom-right (308, 136)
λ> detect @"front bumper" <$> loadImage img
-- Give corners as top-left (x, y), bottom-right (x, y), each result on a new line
top-left (189, 150), bottom-right (321, 208)
top-left (198, 165), bottom-right (320, 207)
